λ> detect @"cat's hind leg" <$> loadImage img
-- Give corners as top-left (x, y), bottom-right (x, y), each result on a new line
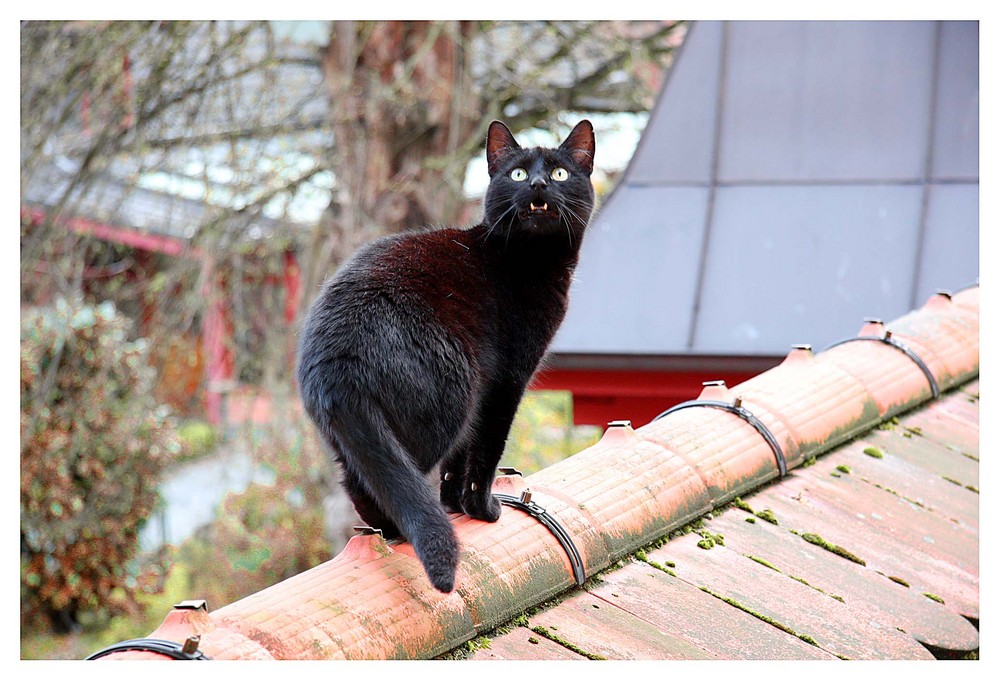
top-left (342, 467), bottom-right (402, 538)
top-left (332, 405), bottom-right (461, 593)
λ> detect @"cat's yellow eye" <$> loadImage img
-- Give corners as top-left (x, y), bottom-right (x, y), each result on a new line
top-left (551, 167), bottom-right (569, 182)
top-left (510, 168), bottom-right (528, 182)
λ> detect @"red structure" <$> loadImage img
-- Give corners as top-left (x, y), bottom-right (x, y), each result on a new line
top-left (21, 206), bottom-right (300, 425)
top-left (533, 362), bottom-right (772, 426)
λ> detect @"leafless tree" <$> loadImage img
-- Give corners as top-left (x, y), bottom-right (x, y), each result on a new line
top-left (22, 20), bottom-right (683, 359)
top-left (21, 20), bottom-right (683, 555)
top-left (21, 21), bottom-right (683, 432)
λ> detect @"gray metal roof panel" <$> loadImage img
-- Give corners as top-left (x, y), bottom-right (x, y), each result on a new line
top-left (553, 20), bottom-right (978, 359)
top-left (932, 21), bottom-right (979, 180)
top-left (915, 183), bottom-right (980, 301)
top-left (626, 21), bottom-right (723, 186)
top-left (552, 186), bottom-right (709, 353)
top-left (718, 21), bottom-right (935, 183)
top-left (691, 184), bottom-right (923, 353)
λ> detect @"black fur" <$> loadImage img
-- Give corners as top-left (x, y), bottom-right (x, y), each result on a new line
top-left (296, 120), bottom-right (595, 592)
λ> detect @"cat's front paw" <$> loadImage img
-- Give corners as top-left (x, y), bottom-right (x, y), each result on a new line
top-left (462, 489), bottom-right (502, 523)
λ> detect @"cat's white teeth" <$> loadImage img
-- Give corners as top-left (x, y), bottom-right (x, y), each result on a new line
top-left (530, 202), bottom-right (548, 212)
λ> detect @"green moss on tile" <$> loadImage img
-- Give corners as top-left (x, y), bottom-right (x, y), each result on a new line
top-left (733, 497), bottom-right (755, 513)
top-left (942, 476), bottom-right (963, 487)
top-left (530, 625), bottom-right (606, 660)
top-left (862, 446), bottom-right (884, 459)
top-left (464, 636), bottom-right (492, 653)
top-left (509, 613), bottom-right (530, 629)
top-left (877, 417), bottom-right (900, 431)
top-left (698, 586), bottom-right (817, 646)
top-left (649, 557), bottom-right (676, 570)
top-left (923, 592), bottom-right (945, 604)
top-left (836, 465), bottom-right (851, 474)
top-left (635, 550), bottom-right (677, 577)
top-left (755, 509), bottom-right (779, 525)
top-left (802, 456), bottom-right (817, 468)
top-left (747, 555), bottom-right (781, 572)
top-left (860, 477), bottom-right (928, 509)
top-left (903, 426), bottom-right (923, 437)
top-left (966, 484), bottom-right (979, 494)
top-left (888, 575), bottom-right (910, 588)
top-left (745, 517), bottom-right (757, 524)
top-left (830, 472), bottom-right (842, 478)
top-left (668, 518), bottom-right (706, 540)
top-left (693, 529), bottom-right (724, 550)
top-left (788, 574), bottom-right (845, 603)
top-left (800, 533), bottom-right (866, 566)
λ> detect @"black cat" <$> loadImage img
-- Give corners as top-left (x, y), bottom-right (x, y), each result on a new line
top-left (296, 119), bottom-right (595, 593)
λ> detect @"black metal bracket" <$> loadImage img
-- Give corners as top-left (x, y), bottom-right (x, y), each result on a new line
top-left (86, 636), bottom-right (209, 660)
top-left (653, 397), bottom-right (787, 478)
top-left (495, 489), bottom-right (587, 586)
top-left (825, 330), bottom-right (939, 399)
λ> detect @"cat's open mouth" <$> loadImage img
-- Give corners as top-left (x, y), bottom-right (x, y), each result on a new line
top-left (524, 201), bottom-right (557, 218)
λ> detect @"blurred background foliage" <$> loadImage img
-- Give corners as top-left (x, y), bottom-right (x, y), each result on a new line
top-left (20, 300), bottom-right (179, 635)
top-left (20, 19), bottom-right (682, 658)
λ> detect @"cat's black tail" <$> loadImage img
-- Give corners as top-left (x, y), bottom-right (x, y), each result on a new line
top-left (308, 396), bottom-right (460, 593)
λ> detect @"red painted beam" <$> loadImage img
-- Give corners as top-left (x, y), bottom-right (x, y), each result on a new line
top-left (21, 206), bottom-right (198, 258)
top-left (532, 367), bottom-right (765, 427)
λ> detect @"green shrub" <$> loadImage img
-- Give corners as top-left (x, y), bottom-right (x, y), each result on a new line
top-left (20, 300), bottom-right (179, 632)
top-left (176, 420), bottom-right (218, 462)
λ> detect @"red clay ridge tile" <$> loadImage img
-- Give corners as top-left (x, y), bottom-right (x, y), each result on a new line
top-left (94, 286), bottom-right (978, 660)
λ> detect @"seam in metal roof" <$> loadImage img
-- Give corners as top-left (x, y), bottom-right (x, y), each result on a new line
top-left (552, 20), bottom-right (979, 358)
top-left (96, 286), bottom-right (978, 660)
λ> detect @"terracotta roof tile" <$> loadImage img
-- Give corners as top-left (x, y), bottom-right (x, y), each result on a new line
top-left (95, 288), bottom-right (978, 660)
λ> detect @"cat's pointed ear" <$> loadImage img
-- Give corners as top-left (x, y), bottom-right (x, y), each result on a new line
top-left (559, 119), bottom-right (595, 175)
top-left (486, 120), bottom-right (520, 177)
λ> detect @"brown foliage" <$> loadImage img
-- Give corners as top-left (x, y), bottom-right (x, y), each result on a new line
top-left (20, 300), bottom-right (179, 632)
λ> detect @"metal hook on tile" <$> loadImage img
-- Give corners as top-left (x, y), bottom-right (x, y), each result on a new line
top-left (824, 322), bottom-right (940, 399)
top-left (352, 526), bottom-right (384, 537)
top-left (653, 393), bottom-right (787, 477)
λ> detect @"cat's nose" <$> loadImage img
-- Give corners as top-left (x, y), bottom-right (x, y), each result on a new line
top-left (530, 175), bottom-right (548, 190)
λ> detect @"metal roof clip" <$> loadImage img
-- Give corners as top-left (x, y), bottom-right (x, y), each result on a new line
top-left (173, 599), bottom-right (208, 611)
top-left (182, 636), bottom-right (201, 656)
top-left (352, 525), bottom-right (384, 537)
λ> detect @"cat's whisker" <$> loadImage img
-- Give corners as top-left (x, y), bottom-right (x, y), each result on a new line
top-left (483, 201), bottom-right (520, 242)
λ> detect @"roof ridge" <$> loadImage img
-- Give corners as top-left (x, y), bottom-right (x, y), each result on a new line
top-left (95, 286), bottom-right (978, 660)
